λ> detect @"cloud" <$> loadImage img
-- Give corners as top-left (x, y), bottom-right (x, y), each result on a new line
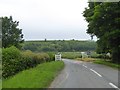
top-left (0, 0), bottom-right (95, 40)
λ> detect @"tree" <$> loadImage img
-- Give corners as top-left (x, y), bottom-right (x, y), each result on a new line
top-left (45, 38), bottom-right (47, 42)
top-left (83, 2), bottom-right (120, 63)
top-left (2, 16), bottom-right (24, 48)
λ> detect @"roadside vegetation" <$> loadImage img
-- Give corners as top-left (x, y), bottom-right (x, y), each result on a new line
top-left (93, 60), bottom-right (120, 69)
top-left (76, 57), bottom-right (120, 69)
top-left (2, 46), bottom-right (54, 79)
top-left (83, 2), bottom-right (120, 63)
top-left (3, 61), bottom-right (64, 88)
top-left (61, 52), bottom-right (120, 69)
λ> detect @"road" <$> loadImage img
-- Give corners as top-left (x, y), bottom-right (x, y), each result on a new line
top-left (50, 59), bottom-right (119, 89)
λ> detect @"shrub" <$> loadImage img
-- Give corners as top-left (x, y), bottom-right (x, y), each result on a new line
top-left (32, 53), bottom-right (50, 63)
top-left (47, 52), bottom-right (55, 61)
top-left (90, 52), bottom-right (111, 59)
top-left (2, 46), bottom-right (22, 78)
top-left (2, 46), bottom-right (51, 78)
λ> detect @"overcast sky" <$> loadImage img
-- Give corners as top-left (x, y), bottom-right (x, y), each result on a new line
top-left (0, 0), bottom-right (97, 41)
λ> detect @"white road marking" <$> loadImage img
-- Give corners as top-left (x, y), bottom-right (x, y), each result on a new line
top-left (90, 69), bottom-right (102, 77)
top-left (57, 71), bottom-right (69, 87)
top-left (109, 83), bottom-right (120, 89)
top-left (83, 65), bottom-right (87, 68)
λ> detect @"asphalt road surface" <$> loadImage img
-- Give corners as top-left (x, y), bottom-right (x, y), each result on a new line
top-left (50, 59), bottom-right (119, 89)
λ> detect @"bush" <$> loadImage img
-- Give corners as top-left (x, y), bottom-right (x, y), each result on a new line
top-left (2, 46), bottom-right (51, 78)
top-left (91, 52), bottom-right (111, 59)
top-left (32, 53), bottom-right (50, 63)
top-left (2, 46), bottom-right (22, 78)
top-left (47, 52), bottom-right (55, 61)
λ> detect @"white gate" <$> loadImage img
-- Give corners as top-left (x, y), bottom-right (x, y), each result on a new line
top-left (55, 54), bottom-right (61, 61)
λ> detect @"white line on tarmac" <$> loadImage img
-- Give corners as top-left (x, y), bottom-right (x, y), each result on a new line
top-left (83, 65), bottom-right (87, 68)
top-left (90, 69), bottom-right (102, 77)
top-left (109, 83), bottom-right (120, 90)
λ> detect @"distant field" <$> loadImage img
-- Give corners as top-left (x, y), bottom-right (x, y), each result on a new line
top-left (61, 52), bottom-right (81, 59)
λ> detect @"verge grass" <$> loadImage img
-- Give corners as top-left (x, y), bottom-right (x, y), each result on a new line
top-left (93, 59), bottom-right (120, 69)
top-left (76, 57), bottom-right (120, 69)
top-left (76, 58), bottom-right (96, 62)
top-left (3, 61), bottom-right (64, 88)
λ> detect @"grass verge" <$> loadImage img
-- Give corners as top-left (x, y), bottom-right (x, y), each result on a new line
top-left (76, 57), bottom-right (120, 69)
top-left (93, 60), bottom-right (120, 69)
top-left (2, 61), bottom-right (64, 88)
top-left (76, 58), bottom-right (96, 62)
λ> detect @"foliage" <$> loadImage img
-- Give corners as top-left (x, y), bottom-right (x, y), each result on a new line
top-left (83, 2), bottom-right (120, 63)
top-left (47, 52), bottom-right (55, 61)
top-left (3, 61), bottom-right (64, 88)
top-left (2, 16), bottom-right (24, 48)
top-left (23, 40), bottom-right (97, 52)
top-left (2, 46), bottom-right (22, 78)
top-left (2, 46), bottom-right (51, 78)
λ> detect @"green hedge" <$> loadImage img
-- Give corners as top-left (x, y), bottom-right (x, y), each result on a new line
top-left (2, 46), bottom-right (22, 78)
top-left (2, 46), bottom-right (51, 78)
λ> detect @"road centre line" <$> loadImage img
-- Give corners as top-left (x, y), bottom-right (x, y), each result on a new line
top-left (109, 83), bottom-right (120, 90)
top-left (90, 69), bottom-right (102, 77)
top-left (82, 65), bottom-right (102, 77)
top-left (82, 65), bottom-right (119, 89)
top-left (82, 65), bottom-right (87, 68)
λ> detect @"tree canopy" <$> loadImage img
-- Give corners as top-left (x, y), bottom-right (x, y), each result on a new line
top-left (83, 2), bottom-right (120, 63)
top-left (2, 16), bottom-right (24, 48)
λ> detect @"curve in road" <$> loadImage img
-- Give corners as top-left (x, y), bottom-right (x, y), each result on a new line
top-left (50, 59), bottom-right (119, 89)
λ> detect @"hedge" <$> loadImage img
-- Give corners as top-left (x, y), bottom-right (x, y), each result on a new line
top-left (2, 46), bottom-right (52, 78)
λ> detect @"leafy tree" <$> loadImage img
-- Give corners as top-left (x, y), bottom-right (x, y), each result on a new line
top-left (83, 2), bottom-right (120, 63)
top-left (2, 16), bottom-right (24, 48)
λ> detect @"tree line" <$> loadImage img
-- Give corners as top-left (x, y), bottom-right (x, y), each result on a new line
top-left (23, 40), bottom-right (97, 52)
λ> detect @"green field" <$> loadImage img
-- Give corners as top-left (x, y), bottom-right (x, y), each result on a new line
top-left (3, 61), bottom-right (64, 88)
top-left (61, 52), bottom-right (82, 59)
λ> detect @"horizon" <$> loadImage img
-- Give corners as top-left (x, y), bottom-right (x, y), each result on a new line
top-left (25, 39), bottom-right (96, 42)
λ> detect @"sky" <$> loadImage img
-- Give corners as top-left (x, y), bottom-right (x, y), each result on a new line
top-left (0, 0), bottom-right (97, 41)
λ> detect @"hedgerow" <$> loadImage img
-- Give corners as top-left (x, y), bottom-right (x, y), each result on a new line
top-left (2, 46), bottom-right (52, 78)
